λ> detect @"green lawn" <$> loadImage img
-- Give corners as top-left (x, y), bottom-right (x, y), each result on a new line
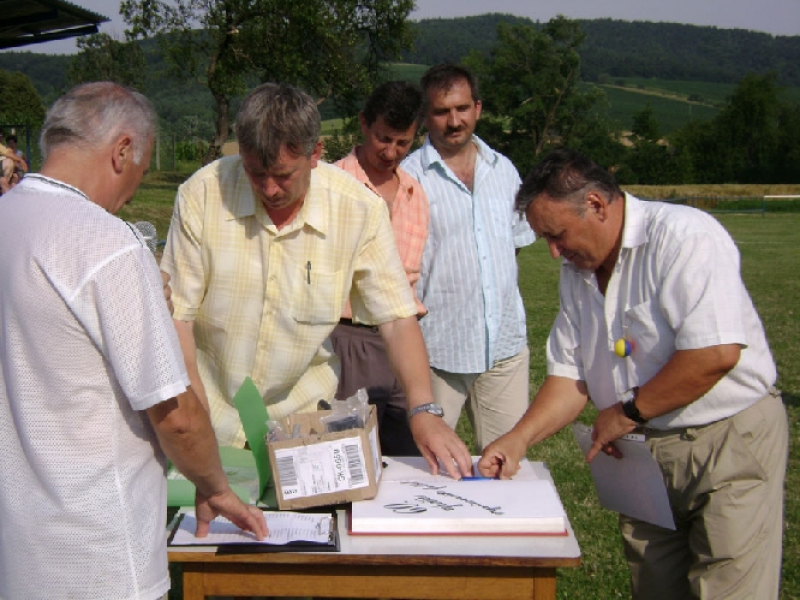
top-left (124, 178), bottom-right (798, 599)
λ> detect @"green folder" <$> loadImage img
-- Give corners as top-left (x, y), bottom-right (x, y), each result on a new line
top-left (233, 377), bottom-right (276, 507)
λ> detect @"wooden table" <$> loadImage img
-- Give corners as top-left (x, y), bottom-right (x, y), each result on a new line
top-left (168, 460), bottom-right (581, 600)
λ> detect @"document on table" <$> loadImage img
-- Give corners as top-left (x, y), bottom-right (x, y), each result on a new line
top-left (573, 423), bottom-right (675, 530)
top-left (169, 510), bottom-right (335, 546)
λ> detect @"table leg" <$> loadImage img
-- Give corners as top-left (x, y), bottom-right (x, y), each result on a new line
top-left (531, 568), bottom-right (556, 599)
top-left (182, 563), bottom-right (206, 600)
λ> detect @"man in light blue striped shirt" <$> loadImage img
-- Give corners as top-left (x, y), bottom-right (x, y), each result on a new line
top-left (402, 64), bottom-right (536, 451)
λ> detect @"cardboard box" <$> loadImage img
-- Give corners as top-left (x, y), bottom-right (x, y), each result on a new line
top-left (267, 405), bottom-right (383, 510)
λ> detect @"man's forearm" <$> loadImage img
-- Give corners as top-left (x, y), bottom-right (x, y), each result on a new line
top-left (146, 389), bottom-right (228, 498)
top-left (173, 318), bottom-right (211, 413)
top-left (634, 344), bottom-right (741, 421)
top-left (509, 375), bottom-right (589, 447)
top-left (378, 315), bottom-right (435, 408)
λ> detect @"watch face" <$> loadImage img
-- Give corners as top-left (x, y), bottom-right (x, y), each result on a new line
top-left (428, 404), bottom-right (444, 417)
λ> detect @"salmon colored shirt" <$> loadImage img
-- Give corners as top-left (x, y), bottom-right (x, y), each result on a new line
top-left (335, 148), bottom-right (429, 318)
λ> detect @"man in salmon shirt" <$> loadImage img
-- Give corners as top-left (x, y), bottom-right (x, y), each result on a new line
top-left (333, 81), bottom-right (429, 456)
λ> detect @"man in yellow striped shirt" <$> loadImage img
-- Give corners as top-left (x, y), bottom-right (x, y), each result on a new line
top-left (162, 83), bottom-right (471, 478)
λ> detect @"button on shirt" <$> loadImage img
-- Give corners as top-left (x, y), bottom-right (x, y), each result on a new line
top-left (335, 147), bottom-right (429, 318)
top-left (402, 135), bottom-right (535, 373)
top-left (547, 194), bottom-right (776, 429)
top-left (162, 158), bottom-right (416, 447)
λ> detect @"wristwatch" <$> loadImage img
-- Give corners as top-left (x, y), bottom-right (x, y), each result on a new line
top-left (620, 387), bottom-right (647, 424)
top-left (408, 402), bottom-right (444, 420)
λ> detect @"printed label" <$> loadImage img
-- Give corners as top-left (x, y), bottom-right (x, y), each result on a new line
top-left (274, 436), bottom-right (369, 499)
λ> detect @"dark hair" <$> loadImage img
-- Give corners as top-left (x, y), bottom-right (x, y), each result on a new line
top-left (516, 148), bottom-right (622, 215)
top-left (235, 83), bottom-right (320, 167)
top-left (362, 81), bottom-right (423, 131)
top-left (420, 64), bottom-right (480, 112)
top-left (6, 135), bottom-right (16, 144)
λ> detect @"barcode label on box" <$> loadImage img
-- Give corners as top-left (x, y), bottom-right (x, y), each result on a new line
top-left (274, 437), bottom-right (369, 500)
top-left (276, 455), bottom-right (298, 487)
top-left (344, 443), bottom-right (364, 485)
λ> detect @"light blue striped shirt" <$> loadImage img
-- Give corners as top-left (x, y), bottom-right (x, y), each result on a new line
top-left (402, 135), bottom-right (535, 373)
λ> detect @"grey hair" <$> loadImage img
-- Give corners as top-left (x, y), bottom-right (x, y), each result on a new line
top-left (40, 82), bottom-right (156, 165)
top-left (516, 148), bottom-right (622, 215)
top-left (235, 83), bottom-right (321, 168)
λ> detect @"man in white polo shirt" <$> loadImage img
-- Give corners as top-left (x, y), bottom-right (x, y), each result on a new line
top-left (479, 149), bottom-right (789, 599)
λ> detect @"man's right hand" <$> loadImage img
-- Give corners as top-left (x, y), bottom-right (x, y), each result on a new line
top-left (194, 488), bottom-right (268, 540)
top-left (409, 413), bottom-right (473, 480)
top-left (477, 432), bottom-right (529, 479)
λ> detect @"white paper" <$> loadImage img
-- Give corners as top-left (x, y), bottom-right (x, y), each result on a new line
top-left (350, 479), bottom-right (567, 535)
top-left (170, 510), bottom-right (333, 546)
top-left (573, 423), bottom-right (675, 529)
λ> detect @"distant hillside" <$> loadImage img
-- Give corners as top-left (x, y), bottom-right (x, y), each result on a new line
top-left (402, 14), bottom-right (800, 87)
top-left (3, 14), bottom-right (798, 136)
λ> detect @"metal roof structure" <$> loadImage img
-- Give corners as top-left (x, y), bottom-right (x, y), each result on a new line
top-left (0, 0), bottom-right (109, 50)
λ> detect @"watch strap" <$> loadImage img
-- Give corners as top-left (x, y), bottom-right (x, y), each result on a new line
top-left (620, 387), bottom-right (647, 424)
top-left (408, 402), bottom-right (444, 419)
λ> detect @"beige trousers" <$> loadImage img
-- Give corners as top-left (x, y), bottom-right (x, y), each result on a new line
top-left (430, 347), bottom-right (530, 451)
top-left (620, 389), bottom-right (789, 600)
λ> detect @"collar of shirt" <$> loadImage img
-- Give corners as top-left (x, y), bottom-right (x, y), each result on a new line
top-left (620, 193), bottom-right (648, 250)
top-left (223, 157), bottom-right (328, 236)
top-left (417, 134), bottom-right (499, 174)
top-left (338, 147), bottom-right (418, 208)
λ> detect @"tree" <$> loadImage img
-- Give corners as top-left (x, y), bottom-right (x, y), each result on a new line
top-left (67, 34), bottom-right (147, 90)
top-left (0, 70), bottom-right (46, 126)
top-left (671, 72), bottom-right (800, 183)
top-left (121, 0), bottom-right (415, 162)
top-left (715, 72), bottom-right (782, 183)
top-left (464, 17), bottom-right (612, 173)
top-left (630, 104), bottom-right (660, 143)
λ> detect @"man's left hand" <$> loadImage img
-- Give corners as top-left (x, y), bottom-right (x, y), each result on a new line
top-left (409, 413), bottom-right (472, 480)
top-left (586, 402), bottom-right (637, 462)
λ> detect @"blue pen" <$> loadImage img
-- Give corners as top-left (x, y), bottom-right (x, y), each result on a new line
top-left (460, 476), bottom-right (496, 481)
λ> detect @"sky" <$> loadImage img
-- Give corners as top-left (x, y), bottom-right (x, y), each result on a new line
top-left (12, 0), bottom-right (800, 55)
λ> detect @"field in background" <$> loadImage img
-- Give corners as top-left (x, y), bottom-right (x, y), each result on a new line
top-left (593, 84), bottom-right (719, 134)
top-left (124, 177), bottom-right (798, 599)
top-left (609, 78), bottom-right (737, 104)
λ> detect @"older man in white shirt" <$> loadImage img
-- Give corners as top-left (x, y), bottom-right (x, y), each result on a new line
top-left (479, 148), bottom-right (789, 600)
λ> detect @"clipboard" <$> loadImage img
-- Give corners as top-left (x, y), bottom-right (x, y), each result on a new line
top-left (168, 510), bottom-right (340, 553)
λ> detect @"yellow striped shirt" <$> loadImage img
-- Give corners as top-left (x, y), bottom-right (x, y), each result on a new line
top-left (162, 157), bottom-right (415, 446)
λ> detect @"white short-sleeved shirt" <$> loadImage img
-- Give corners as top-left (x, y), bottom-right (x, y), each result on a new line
top-left (0, 175), bottom-right (189, 599)
top-left (547, 194), bottom-right (776, 429)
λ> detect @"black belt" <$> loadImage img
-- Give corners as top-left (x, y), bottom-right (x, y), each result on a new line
top-left (339, 318), bottom-right (379, 332)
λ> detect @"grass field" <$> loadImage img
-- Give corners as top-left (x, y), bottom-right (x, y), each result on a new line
top-left (607, 77), bottom-right (737, 105)
top-left (589, 84), bottom-right (720, 134)
top-left (125, 174), bottom-right (798, 599)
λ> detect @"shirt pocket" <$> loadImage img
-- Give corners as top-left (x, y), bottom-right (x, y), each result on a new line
top-left (290, 261), bottom-right (343, 325)
top-left (623, 299), bottom-right (674, 386)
